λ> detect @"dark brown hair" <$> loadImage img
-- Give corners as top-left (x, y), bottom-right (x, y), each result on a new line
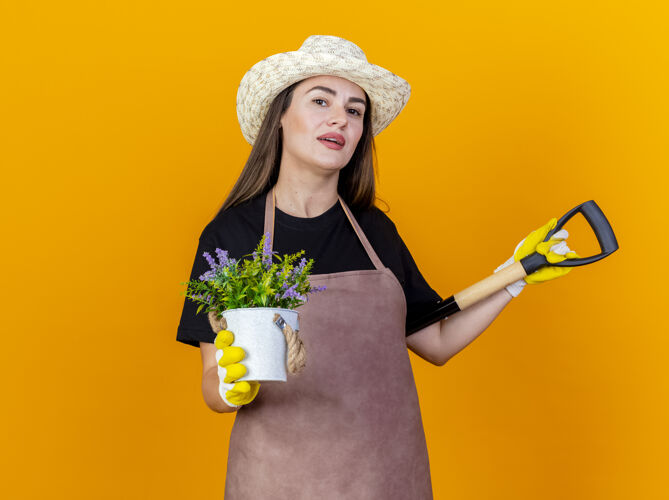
top-left (215, 78), bottom-right (388, 216)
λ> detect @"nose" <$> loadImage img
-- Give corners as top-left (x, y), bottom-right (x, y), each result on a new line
top-left (327, 103), bottom-right (348, 127)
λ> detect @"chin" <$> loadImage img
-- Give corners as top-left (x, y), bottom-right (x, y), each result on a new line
top-left (312, 155), bottom-right (351, 170)
top-left (317, 161), bottom-right (348, 172)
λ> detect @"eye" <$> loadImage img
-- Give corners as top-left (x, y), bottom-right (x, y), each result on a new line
top-left (312, 98), bottom-right (363, 117)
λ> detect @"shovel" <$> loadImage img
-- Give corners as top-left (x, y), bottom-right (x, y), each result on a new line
top-left (407, 200), bottom-right (619, 333)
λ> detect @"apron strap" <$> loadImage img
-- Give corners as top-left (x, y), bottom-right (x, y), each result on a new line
top-left (263, 187), bottom-right (276, 247)
top-left (263, 186), bottom-right (385, 271)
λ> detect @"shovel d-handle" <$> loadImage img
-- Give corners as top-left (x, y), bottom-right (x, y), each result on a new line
top-left (405, 200), bottom-right (619, 333)
top-left (521, 200), bottom-right (619, 274)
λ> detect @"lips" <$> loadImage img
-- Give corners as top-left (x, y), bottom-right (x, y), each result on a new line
top-left (317, 132), bottom-right (346, 147)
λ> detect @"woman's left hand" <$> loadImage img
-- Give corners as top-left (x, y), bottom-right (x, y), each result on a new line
top-left (494, 217), bottom-right (580, 297)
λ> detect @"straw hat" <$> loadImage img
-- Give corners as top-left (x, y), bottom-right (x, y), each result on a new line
top-left (236, 35), bottom-right (411, 146)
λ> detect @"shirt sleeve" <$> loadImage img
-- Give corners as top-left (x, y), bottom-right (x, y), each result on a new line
top-left (176, 234), bottom-right (218, 348)
top-left (390, 224), bottom-right (446, 336)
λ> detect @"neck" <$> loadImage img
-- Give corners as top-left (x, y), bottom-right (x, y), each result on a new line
top-left (273, 167), bottom-right (340, 218)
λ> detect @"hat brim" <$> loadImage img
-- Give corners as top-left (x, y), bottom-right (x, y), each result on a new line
top-left (237, 50), bottom-right (411, 145)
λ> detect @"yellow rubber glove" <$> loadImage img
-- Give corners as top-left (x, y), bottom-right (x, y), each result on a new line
top-left (214, 329), bottom-right (261, 408)
top-left (494, 217), bottom-right (581, 297)
top-left (515, 217), bottom-right (581, 284)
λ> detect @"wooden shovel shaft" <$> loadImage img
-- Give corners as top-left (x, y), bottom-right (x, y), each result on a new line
top-left (454, 260), bottom-right (528, 310)
top-left (407, 260), bottom-right (531, 332)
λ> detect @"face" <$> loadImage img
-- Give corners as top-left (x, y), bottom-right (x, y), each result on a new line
top-left (279, 75), bottom-right (367, 174)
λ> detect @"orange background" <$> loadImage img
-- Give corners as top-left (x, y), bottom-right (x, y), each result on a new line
top-left (2, 1), bottom-right (668, 498)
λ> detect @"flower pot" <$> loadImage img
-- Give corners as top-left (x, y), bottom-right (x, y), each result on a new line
top-left (220, 307), bottom-right (299, 382)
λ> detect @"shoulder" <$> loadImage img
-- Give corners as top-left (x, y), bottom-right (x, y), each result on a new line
top-left (199, 195), bottom-right (265, 254)
top-left (353, 204), bottom-right (399, 240)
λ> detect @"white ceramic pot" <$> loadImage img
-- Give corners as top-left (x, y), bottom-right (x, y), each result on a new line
top-left (220, 307), bottom-right (299, 382)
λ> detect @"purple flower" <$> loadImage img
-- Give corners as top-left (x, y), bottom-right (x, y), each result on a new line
top-left (290, 257), bottom-right (308, 279)
top-left (202, 251), bottom-right (216, 269)
top-left (281, 283), bottom-right (306, 301)
top-left (262, 232), bottom-right (273, 268)
top-left (295, 257), bottom-right (307, 272)
top-left (198, 270), bottom-right (216, 281)
top-left (303, 285), bottom-right (325, 303)
top-left (215, 248), bottom-right (229, 267)
top-left (193, 293), bottom-right (213, 304)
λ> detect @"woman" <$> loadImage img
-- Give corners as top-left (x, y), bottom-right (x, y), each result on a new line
top-left (176, 35), bottom-right (578, 499)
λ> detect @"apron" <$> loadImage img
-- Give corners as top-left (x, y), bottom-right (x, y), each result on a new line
top-left (223, 186), bottom-right (433, 499)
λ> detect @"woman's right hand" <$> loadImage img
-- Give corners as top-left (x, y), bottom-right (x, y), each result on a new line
top-left (214, 328), bottom-right (261, 408)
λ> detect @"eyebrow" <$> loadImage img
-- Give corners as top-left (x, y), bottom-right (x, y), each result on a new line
top-left (306, 85), bottom-right (366, 107)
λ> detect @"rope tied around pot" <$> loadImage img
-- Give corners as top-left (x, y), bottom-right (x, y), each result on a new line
top-left (207, 310), bottom-right (307, 375)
